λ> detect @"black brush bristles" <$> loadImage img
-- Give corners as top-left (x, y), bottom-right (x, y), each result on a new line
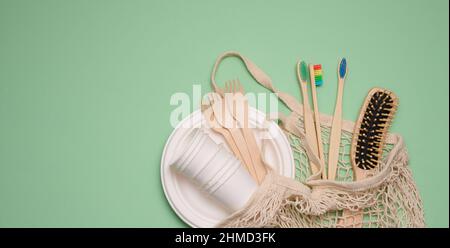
top-left (351, 88), bottom-right (398, 171)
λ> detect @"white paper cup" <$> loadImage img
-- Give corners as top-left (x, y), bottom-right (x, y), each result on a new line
top-left (173, 129), bottom-right (222, 178)
top-left (171, 128), bottom-right (201, 168)
top-left (211, 163), bottom-right (258, 211)
top-left (171, 128), bottom-right (258, 212)
top-left (200, 156), bottom-right (240, 194)
top-left (182, 133), bottom-right (221, 179)
top-left (197, 151), bottom-right (257, 211)
top-left (194, 145), bottom-right (234, 185)
top-left (173, 129), bottom-right (204, 171)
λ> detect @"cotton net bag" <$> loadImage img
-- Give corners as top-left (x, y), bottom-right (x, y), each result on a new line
top-left (210, 51), bottom-right (425, 228)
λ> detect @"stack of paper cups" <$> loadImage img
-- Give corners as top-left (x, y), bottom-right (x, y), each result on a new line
top-left (171, 128), bottom-right (257, 212)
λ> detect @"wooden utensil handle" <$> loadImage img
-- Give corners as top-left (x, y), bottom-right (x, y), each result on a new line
top-left (242, 126), bottom-right (266, 183)
top-left (309, 65), bottom-right (326, 178)
top-left (337, 210), bottom-right (364, 228)
top-left (327, 80), bottom-right (344, 180)
top-left (229, 128), bottom-right (259, 182)
top-left (241, 97), bottom-right (266, 183)
top-left (300, 82), bottom-right (320, 175)
top-left (338, 167), bottom-right (369, 227)
top-left (338, 164), bottom-right (381, 227)
top-left (221, 130), bottom-right (244, 164)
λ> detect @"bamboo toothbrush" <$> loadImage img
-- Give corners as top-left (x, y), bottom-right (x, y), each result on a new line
top-left (327, 58), bottom-right (347, 180)
top-left (309, 64), bottom-right (326, 179)
top-left (297, 61), bottom-right (320, 175)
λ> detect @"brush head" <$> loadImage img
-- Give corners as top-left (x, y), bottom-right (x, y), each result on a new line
top-left (339, 58), bottom-right (347, 79)
top-left (299, 61), bottom-right (309, 83)
top-left (351, 88), bottom-right (398, 170)
top-left (313, 64), bottom-right (323, 86)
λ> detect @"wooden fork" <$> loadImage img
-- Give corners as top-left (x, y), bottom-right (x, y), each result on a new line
top-left (200, 98), bottom-right (244, 164)
top-left (207, 93), bottom-right (259, 182)
top-left (224, 80), bottom-right (267, 183)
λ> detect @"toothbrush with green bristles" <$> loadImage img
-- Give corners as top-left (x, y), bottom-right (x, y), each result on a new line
top-left (297, 60), bottom-right (320, 176)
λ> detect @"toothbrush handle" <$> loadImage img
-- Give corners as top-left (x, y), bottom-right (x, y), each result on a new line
top-left (337, 166), bottom-right (368, 227)
top-left (327, 79), bottom-right (344, 180)
top-left (300, 82), bottom-right (320, 175)
top-left (337, 210), bottom-right (364, 227)
top-left (309, 65), bottom-right (326, 179)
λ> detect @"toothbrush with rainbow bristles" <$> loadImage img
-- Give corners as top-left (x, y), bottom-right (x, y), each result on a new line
top-left (327, 58), bottom-right (348, 180)
top-left (309, 64), bottom-right (326, 179)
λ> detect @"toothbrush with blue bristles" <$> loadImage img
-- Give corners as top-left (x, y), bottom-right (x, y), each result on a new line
top-left (327, 58), bottom-right (348, 180)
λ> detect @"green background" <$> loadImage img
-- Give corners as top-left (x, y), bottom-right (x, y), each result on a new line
top-left (0, 0), bottom-right (448, 227)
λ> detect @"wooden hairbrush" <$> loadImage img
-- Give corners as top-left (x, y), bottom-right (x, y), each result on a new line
top-left (339, 87), bottom-right (398, 227)
top-left (351, 87), bottom-right (398, 177)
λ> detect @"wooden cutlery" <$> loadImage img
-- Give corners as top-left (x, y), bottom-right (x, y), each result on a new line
top-left (206, 92), bottom-right (260, 183)
top-left (201, 80), bottom-right (267, 184)
top-left (224, 80), bottom-right (267, 183)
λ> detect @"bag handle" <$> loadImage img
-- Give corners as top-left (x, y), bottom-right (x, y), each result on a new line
top-left (211, 51), bottom-right (322, 179)
top-left (211, 51), bottom-right (303, 116)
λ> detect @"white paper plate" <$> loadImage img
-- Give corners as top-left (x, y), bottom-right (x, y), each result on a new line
top-left (161, 108), bottom-right (295, 227)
